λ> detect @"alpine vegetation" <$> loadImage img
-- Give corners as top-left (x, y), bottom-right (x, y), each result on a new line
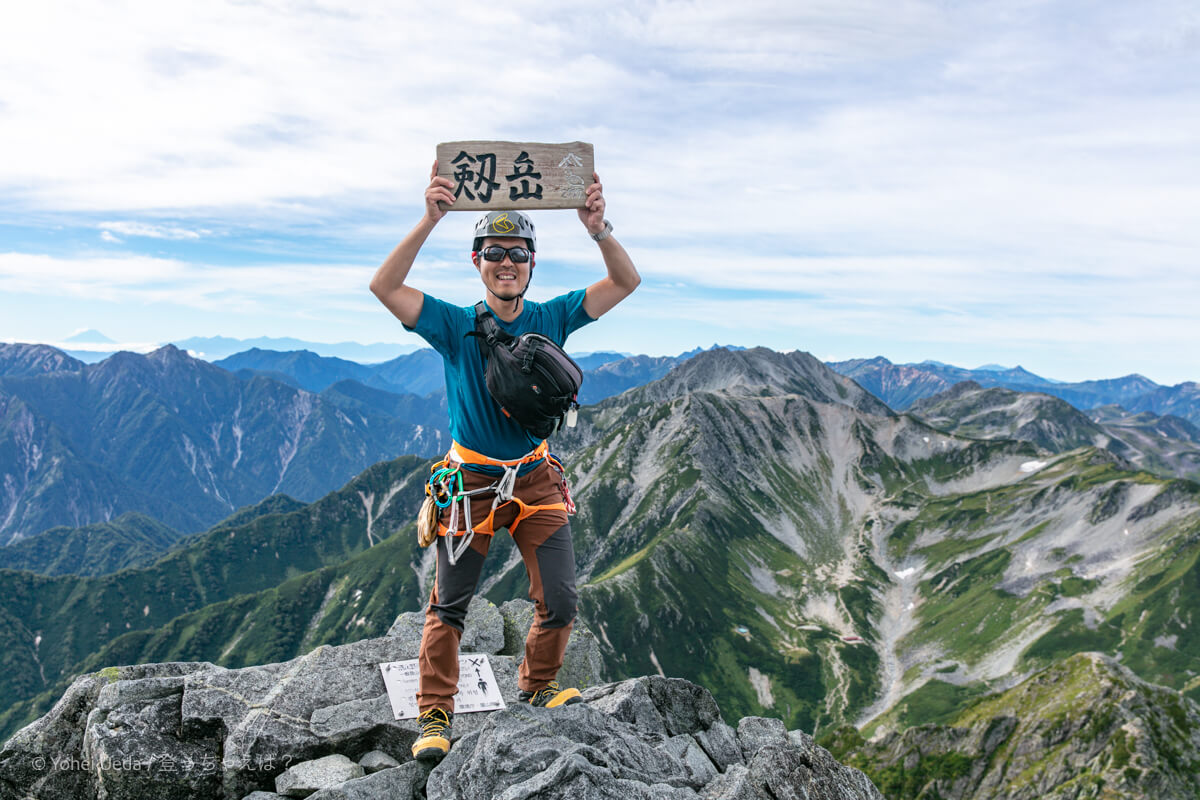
top-left (2, 345), bottom-right (1199, 798)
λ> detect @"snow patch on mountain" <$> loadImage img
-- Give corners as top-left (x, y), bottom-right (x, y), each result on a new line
top-left (749, 666), bottom-right (775, 708)
top-left (273, 392), bottom-right (315, 493)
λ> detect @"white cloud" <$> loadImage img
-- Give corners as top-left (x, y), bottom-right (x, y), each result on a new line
top-left (1, 0), bottom-right (1198, 383)
top-left (100, 221), bottom-right (207, 240)
top-left (0, 251), bottom-right (361, 308)
top-left (613, 0), bottom-right (948, 72)
top-left (45, 340), bottom-right (160, 354)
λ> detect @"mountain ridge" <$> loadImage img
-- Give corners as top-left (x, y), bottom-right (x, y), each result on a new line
top-left (0, 345), bottom-right (449, 543)
top-left (3, 345), bottom-right (1200, 800)
top-left (827, 355), bottom-right (1181, 418)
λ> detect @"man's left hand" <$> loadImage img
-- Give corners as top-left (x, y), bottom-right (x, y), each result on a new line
top-left (578, 172), bottom-right (606, 235)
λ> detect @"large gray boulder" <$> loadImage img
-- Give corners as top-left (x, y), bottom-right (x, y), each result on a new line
top-left (0, 603), bottom-right (880, 800)
top-left (0, 599), bottom-right (601, 800)
top-left (428, 677), bottom-right (883, 800)
top-left (274, 754), bottom-right (363, 796)
top-left (306, 761), bottom-right (429, 800)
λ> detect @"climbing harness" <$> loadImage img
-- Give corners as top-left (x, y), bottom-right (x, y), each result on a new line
top-left (420, 441), bottom-right (575, 565)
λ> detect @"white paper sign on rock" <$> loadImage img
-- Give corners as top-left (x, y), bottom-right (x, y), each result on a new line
top-left (379, 654), bottom-right (506, 720)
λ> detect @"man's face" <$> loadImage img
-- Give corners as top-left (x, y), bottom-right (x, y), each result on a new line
top-left (475, 236), bottom-right (533, 300)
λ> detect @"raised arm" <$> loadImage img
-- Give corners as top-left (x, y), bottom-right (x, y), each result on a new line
top-left (370, 161), bottom-right (456, 328)
top-left (579, 173), bottom-right (641, 319)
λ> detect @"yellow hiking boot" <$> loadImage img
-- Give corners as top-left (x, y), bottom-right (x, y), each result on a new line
top-left (518, 681), bottom-right (582, 708)
top-left (411, 708), bottom-right (452, 762)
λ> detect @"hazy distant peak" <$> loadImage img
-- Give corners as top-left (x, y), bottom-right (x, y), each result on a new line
top-left (64, 329), bottom-right (116, 344)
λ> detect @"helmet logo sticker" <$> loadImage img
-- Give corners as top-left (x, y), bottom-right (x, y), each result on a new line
top-left (491, 213), bottom-right (516, 234)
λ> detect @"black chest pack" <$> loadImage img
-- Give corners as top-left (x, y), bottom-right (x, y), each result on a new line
top-left (468, 301), bottom-right (583, 439)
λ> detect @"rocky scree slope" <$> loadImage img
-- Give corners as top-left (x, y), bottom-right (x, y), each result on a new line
top-left (0, 599), bottom-right (882, 800)
top-left (546, 348), bottom-right (1046, 732)
top-left (907, 382), bottom-right (1111, 454)
top-left (548, 348), bottom-right (1200, 737)
top-left (1088, 405), bottom-right (1200, 482)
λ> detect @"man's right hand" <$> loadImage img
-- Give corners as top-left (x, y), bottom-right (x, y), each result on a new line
top-left (425, 160), bottom-right (456, 224)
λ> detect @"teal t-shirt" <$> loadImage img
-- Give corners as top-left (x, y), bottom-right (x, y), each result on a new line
top-left (406, 289), bottom-right (596, 464)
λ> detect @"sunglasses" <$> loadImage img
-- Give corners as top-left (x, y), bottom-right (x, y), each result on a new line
top-left (479, 245), bottom-right (532, 264)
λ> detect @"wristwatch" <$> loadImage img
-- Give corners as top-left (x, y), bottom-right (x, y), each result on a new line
top-left (590, 220), bottom-right (613, 242)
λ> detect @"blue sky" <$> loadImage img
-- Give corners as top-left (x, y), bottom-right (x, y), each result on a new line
top-left (1, 1), bottom-right (1197, 384)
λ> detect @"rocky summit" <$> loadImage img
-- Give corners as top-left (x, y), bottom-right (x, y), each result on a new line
top-left (0, 599), bottom-right (881, 800)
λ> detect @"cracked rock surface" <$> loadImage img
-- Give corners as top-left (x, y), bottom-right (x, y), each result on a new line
top-left (0, 601), bottom-right (880, 800)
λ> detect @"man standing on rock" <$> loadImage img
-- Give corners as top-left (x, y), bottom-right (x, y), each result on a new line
top-left (370, 161), bottom-right (640, 762)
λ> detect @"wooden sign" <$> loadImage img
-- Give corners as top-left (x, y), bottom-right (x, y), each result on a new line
top-left (435, 141), bottom-right (595, 211)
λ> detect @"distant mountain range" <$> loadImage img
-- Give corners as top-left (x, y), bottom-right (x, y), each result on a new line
top-left (4, 345), bottom-right (1200, 800)
top-left (0, 343), bottom-right (448, 544)
top-left (32, 331), bottom-right (421, 364)
top-left (0, 341), bottom-right (718, 545)
top-left (213, 346), bottom-right (689, 402)
top-left (3, 342), bottom-right (1198, 547)
top-left (907, 381), bottom-right (1200, 482)
top-left (221, 347), bottom-right (1194, 428)
top-left (214, 347), bottom-right (448, 396)
top-left (827, 355), bottom-right (1199, 426)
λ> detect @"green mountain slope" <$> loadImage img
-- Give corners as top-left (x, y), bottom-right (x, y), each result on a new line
top-left (867, 448), bottom-right (1200, 721)
top-left (823, 652), bottom-right (1200, 799)
top-left (0, 512), bottom-right (182, 576)
top-left (203, 493), bottom-right (309, 534)
top-left (550, 349), bottom-right (1200, 736)
top-left (0, 516), bottom-right (431, 741)
top-left (0, 455), bottom-right (429, 739)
